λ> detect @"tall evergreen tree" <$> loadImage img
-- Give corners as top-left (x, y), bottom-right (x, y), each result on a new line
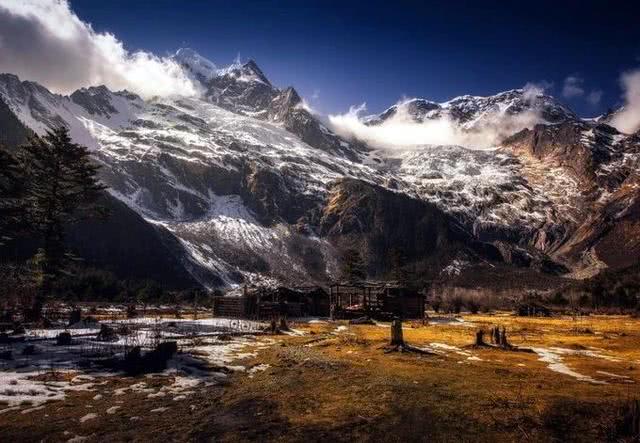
top-left (17, 127), bottom-right (106, 317)
top-left (0, 147), bottom-right (25, 245)
top-left (389, 248), bottom-right (409, 284)
top-left (340, 247), bottom-right (367, 282)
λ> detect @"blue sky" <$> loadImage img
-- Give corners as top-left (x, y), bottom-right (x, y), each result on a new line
top-left (52, 1), bottom-right (640, 116)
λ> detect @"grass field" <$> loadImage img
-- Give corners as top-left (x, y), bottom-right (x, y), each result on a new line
top-left (1, 313), bottom-right (639, 442)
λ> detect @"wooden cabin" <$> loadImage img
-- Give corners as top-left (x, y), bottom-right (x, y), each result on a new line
top-left (516, 302), bottom-right (551, 317)
top-left (213, 285), bottom-right (329, 319)
top-left (329, 281), bottom-right (425, 320)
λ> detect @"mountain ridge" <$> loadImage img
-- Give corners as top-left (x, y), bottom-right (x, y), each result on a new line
top-left (1, 49), bottom-right (638, 288)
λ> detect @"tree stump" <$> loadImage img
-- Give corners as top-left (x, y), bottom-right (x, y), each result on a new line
top-left (493, 327), bottom-right (501, 345)
top-left (384, 317), bottom-right (433, 355)
top-left (499, 327), bottom-right (509, 348)
top-left (390, 317), bottom-right (404, 346)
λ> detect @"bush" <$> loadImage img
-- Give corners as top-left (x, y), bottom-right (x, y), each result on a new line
top-left (56, 331), bottom-right (72, 346)
top-left (431, 295), bottom-right (443, 313)
top-left (465, 296), bottom-right (480, 314)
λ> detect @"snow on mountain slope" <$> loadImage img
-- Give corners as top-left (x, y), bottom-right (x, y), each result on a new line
top-left (369, 88), bottom-right (577, 129)
top-left (0, 71), bottom-right (390, 287)
top-left (1, 48), bottom-right (637, 284)
top-left (0, 73), bottom-right (142, 148)
top-left (368, 143), bottom-right (581, 256)
top-left (90, 95), bottom-right (388, 217)
top-left (86, 95), bottom-right (393, 287)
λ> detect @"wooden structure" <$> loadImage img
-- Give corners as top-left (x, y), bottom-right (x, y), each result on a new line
top-left (329, 281), bottom-right (425, 320)
top-left (213, 285), bottom-right (329, 319)
top-left (516, 302), bottom-right (551, 317)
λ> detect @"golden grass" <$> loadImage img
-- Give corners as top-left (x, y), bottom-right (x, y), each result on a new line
top-left (1, 313), bottom-right (639, 442)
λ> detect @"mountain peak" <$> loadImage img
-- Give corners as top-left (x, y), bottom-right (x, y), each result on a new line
top-left (238, 59), bottom-right (271, 86)
top-left (370, 88), bottom-right (577, 127)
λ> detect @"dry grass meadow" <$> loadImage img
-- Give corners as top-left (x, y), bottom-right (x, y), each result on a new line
top-left (1, 313), bottom-right (639, 442)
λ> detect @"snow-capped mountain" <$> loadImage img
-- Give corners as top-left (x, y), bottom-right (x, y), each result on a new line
top-left (173, 49), bottom-right (365, 160)
top-left (1, 49), bottom-right (638, 288)
top-left (367, 89), bottom-right (577, 128)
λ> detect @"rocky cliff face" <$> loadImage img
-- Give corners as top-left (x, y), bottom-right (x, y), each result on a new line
top-left (501, 120), bottom-right (640, 275)
top-left (317, 178), bottom-right (500, 276)
top-left (0, 96), bottom-right (31, 149)
top-left (318, 178), bottom-right (566, 279)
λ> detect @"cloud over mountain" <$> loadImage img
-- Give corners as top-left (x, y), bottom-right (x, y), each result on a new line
top-left (611, 68), bottom-right (640, 133)
top-left (0, 0), bottom-right (198, 98)
top-left (562, 76), bottom-right (585, 98)
top-left (327, 84), bottom-right (555, 150)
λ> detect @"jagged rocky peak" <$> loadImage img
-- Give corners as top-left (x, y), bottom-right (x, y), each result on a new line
top-left (369, 88), bottom-right (577, 127)
top-left (70, 86), bottom-right (118, 117)
top-left (277, 86), bottom-right (302, 107)
top-left (213, 57), bottom-right (271, 86)
top-left (371, 98), bottom-right (440, 124)
top-left (0, 72), bottom-right (22, 89)
top-left (236, 59), bottom-right (272, 86)
top-left (173, 48), bottom-right (272, 87)
top-left (70, 85), bottom-right (141, 118)
top-left (0, 72), bottom-right (58, 102)
top-left (0, 73), bottom-right (73, 135)
top-left (267, 86), bottom-right (302, 121)
top-left (203, 57), bottom-right (278, 116)
top-left (445, 88), bottom-right (576, 123)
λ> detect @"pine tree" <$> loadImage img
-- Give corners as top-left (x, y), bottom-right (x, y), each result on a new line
top-left (17, 127), bottom-right (107, 317)
top-left (0, 147), bottom-right (25, 245)
top-left (340, 247), bottom-right (366, 282)
top-left (389, 247), bottom-right (412, 284)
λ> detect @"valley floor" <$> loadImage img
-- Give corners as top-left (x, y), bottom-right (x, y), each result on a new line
top-left (1, 313), bottom-right (640, 442)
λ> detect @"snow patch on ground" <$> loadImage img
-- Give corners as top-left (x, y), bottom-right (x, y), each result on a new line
top-left (79, 413), bottom-right (98, 423)
top-left (531, 347), bottom-right (607, 384)
top-left (0, 316), bottom-right (276, 411)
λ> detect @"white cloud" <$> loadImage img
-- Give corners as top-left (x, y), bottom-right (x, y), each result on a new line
top-left (562, 76), bottom-right (585, 98)
top-left (611, 69), bottom-right (640, 134)
top-left (522, 80), bottom-right (553, 101)
top-left (586, 89), bottom-right (603, 105)
top-left (0, 0), bottom-right (198, 98)
top-left (295, 98), bottom-right (316, 114)
top-left (328, 90), bottom-right (546, 150)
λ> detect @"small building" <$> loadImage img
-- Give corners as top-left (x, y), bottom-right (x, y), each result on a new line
top-left (212, 285), bottom-right (329, 319)
top-left (516, 302), bottom-right (551, 317)
top-left (329, 281), bottom-right (425, 320)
